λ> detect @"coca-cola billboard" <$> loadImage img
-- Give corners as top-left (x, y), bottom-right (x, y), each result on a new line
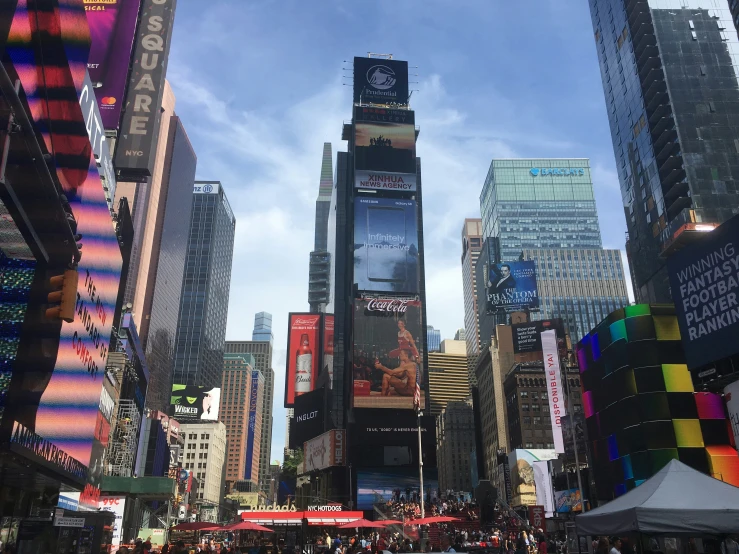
top-left (285, 313), bottom-right (321, 407)
top-left (352, 297), bottom-right (425, 410)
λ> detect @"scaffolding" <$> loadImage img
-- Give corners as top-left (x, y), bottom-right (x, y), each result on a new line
top-left (109, 398), bottom-right (141, 477)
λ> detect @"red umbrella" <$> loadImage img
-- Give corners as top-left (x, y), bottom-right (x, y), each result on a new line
top-left (224, 521), bottom-right (274, 532)
top-left (381, 520), bottom-right (404, 525)
top-left (338, 518), bottom-right (392, 529)
top-left (411, 516), bottom-right (459, 525)
top-left (172, 522), bottom-right (220, 531)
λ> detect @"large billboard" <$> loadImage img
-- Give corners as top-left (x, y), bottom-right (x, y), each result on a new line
top-left (357, 468), bottom-right (438, 510)
top-left (512, 319), bottom-right (565, 354)
top-left (508, 449), bottom-right (557, 507)
top-left (354, 121), bottom-right (416, 174)
top-left (725, 380), bottom-right (739, 448)
top-left (542, 330), bottom-right (566, 454)
top-left (245, 370), bottom-right (260, 481)
top-left (169, 385), bottom-right (221, 422)
top-left (353, 57), bottom-right (409, 105)
top-left (486, 260), bottom-right (539, 313)
top-left (354, 197), bottom-right (419, 294)
top-left (352, 411), bottom-right (435, 446)
top-left (99, 496), bottom-right (126, 551)
top-left (352, 297), bottom-right (425, 410)
top-left (290, 387), bottom-right (325, 450)
top-left (561, 413), bottom-right (587, 464)
top-left (355, 170), bottom-right (417, 192)
top-left (284, 314), bottom-right (321, 407)
top-left (303, 429), bottom-right (345, 473)
top-left (5, 4), bottom-right (124, 484)
top-left (84, 0), bottom-right (142, 130)
top-left (667, 214), bottom-right (739, 369)
top-left (115, 0), bottom-right (177, 178)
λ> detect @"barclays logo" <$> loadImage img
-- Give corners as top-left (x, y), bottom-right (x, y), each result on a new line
top-left (531, 168), bottom-right (585, 176)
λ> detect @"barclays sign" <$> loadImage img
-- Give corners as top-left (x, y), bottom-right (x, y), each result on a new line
top-left (530, 168), bottom-right (585, 176)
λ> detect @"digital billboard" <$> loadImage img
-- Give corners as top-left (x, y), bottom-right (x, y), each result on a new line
top-left (508, 449), bottom-right (557, 507)
top-left (355, 106), bottom-right (415, 125)
top-left (486, 260), bottom-right (539, 313)
top-left (561, 413), bottom-right (587, 464)
top-left (726, 380), bottom-right (739, 448)
top-left (169, 385), bottom-right (221, 422)
top-left (84, 0), bottom-right (142, 129)
top-left (666, 213), bottom-right (739, 369)
top-left (352, 411), bottom-right (435, 446)
top-left (284, 313), bottom-right (321, 407)
top-left (115, 0), bottom-right (177, 178)
top-left (4, 2), bottom-right (124, 484)
top-left (244, 370), bottom-right (260, 480)
top-left (355, 122), bottom-right (416, 174)
top-left (512, 319), bottom-right (565, 354)
top-left (304, 429), bottom-right (345, 473)
top-left (353, 57), bottom-right (409, 106)
top-left (554, 489), bottom-right (583, 513)
top-left (355, 170), bottom-right (417, 192)
top-left (290, 387), bottom-right (325, 450)
top-left (357, 467), bottom-right (438, 509)
top-left (352, 297), bottom-right (425, 410)
top-left (354, 197), bottom-right (419, 294)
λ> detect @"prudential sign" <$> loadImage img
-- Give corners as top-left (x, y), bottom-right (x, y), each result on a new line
top-left (530, 168), bottom-right (585, 176)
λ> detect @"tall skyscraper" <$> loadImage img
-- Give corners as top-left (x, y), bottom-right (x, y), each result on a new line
top-left (436, 400), bottom-right (475, 493)
top-left (461, 218), bottom-right (483, 385)
top-left (252, 312), bottom-right (274, 342)
top-left (308, 143), bottom-right (333, 312)
top-left (179, 422), bottom-right (227, 522)
top-left (142, 115), bottom-right (197, 412)
top-left (480, 159), bottom-right (602, 262)
top-left (223, 340), bottom-right (275, 491)
top-left (426, 325), bottom-right (441, 353)
top-left (454, 328), bottom-right (466, 342)
top-left (172, 182), bottom-right (236, 389)
top-left (588, 0), bottom-right (739, 303)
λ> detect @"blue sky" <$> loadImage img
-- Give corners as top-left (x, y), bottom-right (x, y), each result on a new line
top-left (165, 0), bottom-right (629, 462)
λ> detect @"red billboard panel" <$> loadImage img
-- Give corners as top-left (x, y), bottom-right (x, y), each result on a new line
top-left (285, 314), bottom-right (321, 407)
top-left (352, 297), bottom-right (425, 410)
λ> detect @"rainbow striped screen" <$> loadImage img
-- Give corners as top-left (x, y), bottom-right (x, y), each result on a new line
top-left (6, 0), bottom-right (122, 468)
top-left (576, 304), bottom-right (739, 500)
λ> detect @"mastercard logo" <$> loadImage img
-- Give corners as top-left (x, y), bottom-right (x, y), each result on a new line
top-left (101, 97), bottom-right (116, 105)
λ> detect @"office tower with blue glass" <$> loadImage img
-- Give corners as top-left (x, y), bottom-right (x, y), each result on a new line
top-left (479, 159), bottom-right (629, 342)
top-left (588, 0), bottom-right (739, 303)
top-left (308, 143), bottom-right (333, 312)
top-left (427, 325), bottom-right (441, 353)
top-left (172, 181), bottom-right (236, 389)
top-left (252, 312), bottom-right (274, 343)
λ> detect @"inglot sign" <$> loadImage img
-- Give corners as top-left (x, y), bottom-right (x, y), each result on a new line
top-left (667, 214), bottom-right (739, 369)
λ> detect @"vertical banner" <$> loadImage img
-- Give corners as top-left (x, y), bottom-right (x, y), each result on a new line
top-left (245, 370), bottom-right (259, 480)
top-left (528, 505), bottom-right (545, 531)
top-left (285, 314), bottom-right (321, 407)
top-left (542, 330), bottom-right (566, 453)
top-left (725, 380), bottom-right (739, 448)
top-left (533, 461), bottom-right (554, 517)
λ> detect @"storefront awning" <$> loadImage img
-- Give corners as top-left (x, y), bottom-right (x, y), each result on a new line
top-left (240, 511), bottom-right (363, 526)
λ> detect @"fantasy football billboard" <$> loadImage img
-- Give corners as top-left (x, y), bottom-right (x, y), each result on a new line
top-left (354, 197), bottom-right (419, 294)
top-left (353, 57), bottom-right (409, 105)
top-left (284, 313), bottom-right (321, 407)
top-left (667, 213), bottom-right (739, 369)
top-left (354, 121), bottom-right (416, 174)
top-left (352, 297), bottom-right (425, 410)
top-left (486, 260), bottom-right (539, 313)
top-left (84, 0), bottom-right (142, 129)
top-left (170, 385), bottom-right (221, 422)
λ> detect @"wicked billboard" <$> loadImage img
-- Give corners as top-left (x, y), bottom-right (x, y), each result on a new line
top-left (352, 297), bottom-right (425, 410)
top-left (170, 385), bottom-right (221, 422)
top-left (354, 197), bottom-right (419, 294)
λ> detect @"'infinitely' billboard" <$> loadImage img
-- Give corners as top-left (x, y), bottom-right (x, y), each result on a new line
top-left (667, 214), bottom-right (739, 369)
top-left (6, 2), bottom-right (123, 482)
top-left (352, 297), bottom-right (425, 410)
top-left (354, 120), bottom-right (416, 175)
top-left (84, 0), bottom-right (142, 129)
top-left (115, 0), bottom-right (177, 178)
top-left (170, 385), bottom-right (221, 422)
top-left (285, 314), bottom-right (321, 407)
top-left (354, 197), bottom-right (419, 294)
top-left (353, 57), bottom-right (409, 105)
top-left (486, 260), bottom-right (540, 313)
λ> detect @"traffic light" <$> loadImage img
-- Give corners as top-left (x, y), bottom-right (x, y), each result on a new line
top-left (46, 269), bottom-right (78, 323)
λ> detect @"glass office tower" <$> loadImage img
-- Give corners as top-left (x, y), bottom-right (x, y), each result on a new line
top-left (172, 182), bottom-right (236, 389)
top-left (480, 159), bottom-right (602, 262)
top-left (588, 0), bottom-right (739, 303)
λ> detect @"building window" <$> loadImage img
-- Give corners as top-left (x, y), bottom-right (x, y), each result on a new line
top-left (522, 404), bottom-right (530, 411)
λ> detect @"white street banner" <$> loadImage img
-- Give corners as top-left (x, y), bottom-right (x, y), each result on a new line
top-left (542, 330), bottom-right (566, 453)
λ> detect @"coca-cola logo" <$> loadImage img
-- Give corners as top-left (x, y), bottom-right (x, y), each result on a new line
top-left (366, 299), bottom-right (408, 313)
top-left (293, 318), bottom-right (319, 326)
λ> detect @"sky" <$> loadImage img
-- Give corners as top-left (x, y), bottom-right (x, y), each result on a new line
top-left (165, 0), bottom-right (630, 463)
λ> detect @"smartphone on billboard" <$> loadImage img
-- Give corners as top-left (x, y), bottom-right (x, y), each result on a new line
top-left (367, 206), bottom-right (407, 282)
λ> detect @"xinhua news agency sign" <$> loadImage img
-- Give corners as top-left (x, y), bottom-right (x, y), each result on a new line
top-left (668, 214), bottom-right (739, 369)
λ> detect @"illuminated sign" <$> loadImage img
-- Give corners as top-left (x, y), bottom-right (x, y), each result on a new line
top-left (530, 168), bottom-right (585, 176)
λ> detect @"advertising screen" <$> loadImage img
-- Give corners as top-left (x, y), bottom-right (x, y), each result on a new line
top-left (561, 413), bottom-right (588, 464)
top-left (84, 0), bottom-right (142, 129)
top-left (508, 449), bottom-right (557, 507)
top-left (666, 214), bottom-right (739, 369)
top-left (352, 297), bottom-right (425, 410)
top-left (352, 411), bottom-right (435, 446)
top-left (245, 370), bottom-right (260, 480)
top-left (354, 198), bottom-right (419, 294)
top-left (353, 57), bottom-right (409, 105)
top-left (357, 468), bottom-right (438, 510)
top-left (4, 6), bottom-right (124, 478)
top-left (322, 314), bottom-right (334, 389)
top-left (99, 496), bottom-right (126, 550)
top-left (486, 260), bottom-right (539, 313)
top-left (512, 319), bottom-right (565, 353)
top-left (290, 387), bottom-right (325, 450)
top-left (542, 331), bottom-right (567, 453)
top-left (355, 170), bottom-right (417, 192)
top-left (554, 489), bottom-right (583, 512)
top-left (725, 380), bottom-right (739, 448)
top-left (285, 314), bottom-right (321, 407)
top-left (355, 122), bottom-right (416, 174)
top-left (169, 385), bottom-right (221, 422)
top-left (304, 429), bottom-right (345, 473)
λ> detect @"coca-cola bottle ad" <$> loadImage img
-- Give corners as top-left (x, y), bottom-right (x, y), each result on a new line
top-left (352, 297), bottom-right (425, 410)
top-left (285, 314), bottom-right (321, 406)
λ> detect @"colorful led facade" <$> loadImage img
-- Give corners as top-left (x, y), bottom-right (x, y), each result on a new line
top-left (576, 304), bottom-right (739, 501)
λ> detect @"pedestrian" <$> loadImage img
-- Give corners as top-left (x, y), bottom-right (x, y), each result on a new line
top-left (595, 538), bottom-right (610, 554)
top-left (162, 543), bottom-right (170, 554)
top-left (610, 538), bottom-right (622, 554)
top-left (440, 535), bottom-right (456, 554)
top-left (722, 537), bottom-right (739, 554)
